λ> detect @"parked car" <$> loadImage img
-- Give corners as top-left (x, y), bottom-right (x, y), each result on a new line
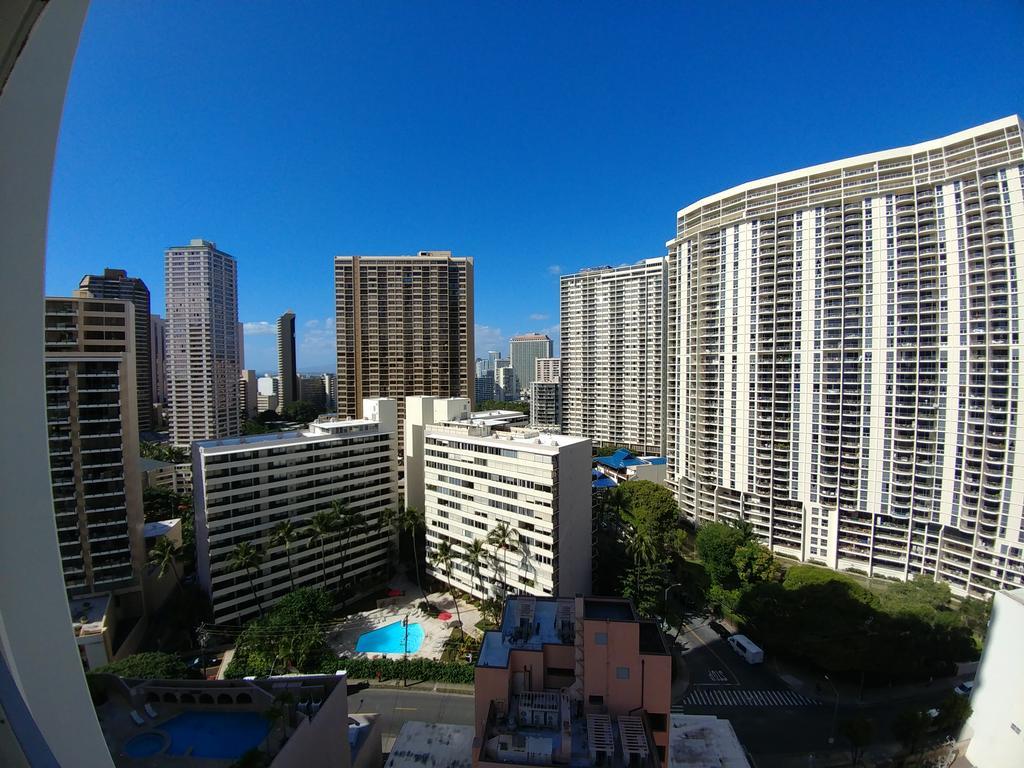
top-left (708, 621), bottom-right (731, 639)
top-left (953, 680), bottom-right (975, 697)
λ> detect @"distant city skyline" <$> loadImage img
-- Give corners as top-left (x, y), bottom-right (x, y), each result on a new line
top-left (44, 3), bottom-right (1022, 373)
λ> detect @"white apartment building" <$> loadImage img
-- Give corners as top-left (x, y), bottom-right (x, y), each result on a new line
top-left (666, 116), bottom-right (1024, 597)
top-left (257, 374), bottom-right (280, 414)
top-left (964, 587), bottom-right (1024, 768)
top-left (193, 398), bottom-right (399, 623)
top-left (165, 239), bottom-right (241, 445)
top-left (422, 424), bottom-right (591, 600)
top-left (405, 396), bottom-right (471, 513)
top-left (534, 357), bottom-right (560, 384)
top-left (560, 258), bottom-right (667, 455)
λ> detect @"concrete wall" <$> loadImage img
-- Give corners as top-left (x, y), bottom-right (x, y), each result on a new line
top-left (271, 673), bottom-right (351, 768)
top-left (0, 1), bottom-right (114, 765)
top-left (556, 437), bottom-right (592, 596)
top-left (964, 589), bottom-right (1024, 768)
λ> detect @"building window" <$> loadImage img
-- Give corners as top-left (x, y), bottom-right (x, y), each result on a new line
top-left (616, 666), bottom-right (630, 680)
top-left (588, 695), bottom-right (604, 706)
top-left (595, 632), bottom-right (608, 645)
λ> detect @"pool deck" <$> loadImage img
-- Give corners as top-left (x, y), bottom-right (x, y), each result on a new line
top-left (97, 700), bottom-right (285, 768)
top-left (327, 576), bottom-right (481, 661)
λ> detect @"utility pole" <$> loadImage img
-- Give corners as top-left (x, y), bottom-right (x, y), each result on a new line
top-left (197, 622), bottom-right (210, 679)
top-left (825, 674), bottom-right (839, 745)
top-left (402, 614), bottom-right (409, 688)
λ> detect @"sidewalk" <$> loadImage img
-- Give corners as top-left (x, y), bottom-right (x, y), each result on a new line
top-left (347, 677), bottom-right (476, 696)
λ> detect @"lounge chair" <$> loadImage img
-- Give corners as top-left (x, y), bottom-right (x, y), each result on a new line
top-left (144, 703), bottom-right (158, 719)
top-left (130, 710), bottom-right (145, 726)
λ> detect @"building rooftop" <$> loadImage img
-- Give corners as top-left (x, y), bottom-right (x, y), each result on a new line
top-left (668, 715), bottom-right (750, 768)
top-left (384, 721), bottom-right (474, 768)
top-left (427, 424), bottom-right (588, 454)
top-left (478, 597), bottom-right (576, 669)
top-left (595, 449), bottom-right (666, 470)
top-left (143, 518), bottom-right (180, 539)
top-left (138, 457), bottom-right (175, 472)
top-left (69, 594), bottom-right (110, 637)
top-left (194, 418), bottom-right (385, 454)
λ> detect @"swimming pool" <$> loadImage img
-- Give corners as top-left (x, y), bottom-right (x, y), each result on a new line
top-left (161, 710), bottom-right (269, 759)
top-left (355, 620), bottom-right (424, 654)
top-left (123, 731), bottom-right (167, 757)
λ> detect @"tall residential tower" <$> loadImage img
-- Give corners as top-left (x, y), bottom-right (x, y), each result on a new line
top-left (560, 258), bottom-right (667, 454)
top-left (667, 116), bottom-right (1024, 597)
top-left (74, 268), bottom-right (153, 433)
top-left (334, 250), bottom-right (474, 443)
top-left (165, 239), bottom-right (241, 445)
top-left (277, 310), bottom-right (297, 408)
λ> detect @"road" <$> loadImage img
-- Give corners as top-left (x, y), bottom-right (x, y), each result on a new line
top-left (671, 614), bottom-right (953, 765)
top-left (347, 685), bottom-right (475, 751)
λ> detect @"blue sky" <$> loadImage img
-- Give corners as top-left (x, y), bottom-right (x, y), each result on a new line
top-left (46, 1), bottom-right (1023, 373)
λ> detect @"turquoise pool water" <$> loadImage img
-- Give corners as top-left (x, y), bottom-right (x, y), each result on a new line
top-left (162, 711), bottom-right (269, 759)
top-left (123, 731), bottom-right (166, 757)
top-left (356, 620), bottom-right (424, 653)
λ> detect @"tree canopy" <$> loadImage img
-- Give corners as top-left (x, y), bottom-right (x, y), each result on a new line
top-left (140, 442), bottom-right (189, 464)
top-left (477, 399), bottom-right (529, 415)
top-left (91, 651), bottom-right (191, 679)
top-left (225, 589), bottom-right (333, 677)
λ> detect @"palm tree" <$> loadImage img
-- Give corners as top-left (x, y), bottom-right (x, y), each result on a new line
top-left (334, 500), bottom-right (367, 601)
top-left (269, 520), bottom-right (301, 592)
top-left (149, 537), bottom-right (183, 594)
top-left (229, 541), bottom-right (265, 617)
top-left (383, 506), bottom-right (427, 602)
top-left (306, 508), bottom-right (341, 591)
top-left (428, 540), bottom-right (463, 626)
top-left (486, 521), bottom-right (519, 597)
top-left (621, 507), bottom-right (658, 604)
top-left (461, 538), bottom-right (488, 599)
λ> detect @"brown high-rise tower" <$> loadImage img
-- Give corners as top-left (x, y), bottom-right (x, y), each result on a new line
top-left (334, 251), bottom-right (474, 445)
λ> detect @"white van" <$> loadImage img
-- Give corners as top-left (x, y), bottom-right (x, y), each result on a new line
top-left (727, 634), bottom-right (764, 664)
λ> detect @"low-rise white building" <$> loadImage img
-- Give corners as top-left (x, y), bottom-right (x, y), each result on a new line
top-left (193, 398), bottom-right (399, 623)
top-left (964, 587), bottom-right (1024, 768)
top-left (423, 423), bottom-right (591, 600)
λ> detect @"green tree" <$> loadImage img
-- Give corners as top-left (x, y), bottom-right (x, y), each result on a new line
top-left (149, 536), bottom-right (183, 593)
top-left (487, 521), bottom-right (520, 597)
top-left (269, 520), bottom-right (301, 592)
top-left (477, 399), bottom-right (529, 415)
top-left (461, 537), bottom-right (487, 597)
top-left (334, 500), bottom-right (367, 600)
top-left (306, 508), bottom-right (341, 591)
top-left (281, 400), bottom-right (322, 424)
top-left (695, 521), bottom-right (746, 586)
top-left (383, 506), bottom-right (428, 602)
top-left (243, 419), bottom-right (270, 435)
top-left (91, 651), bottom-right (190, 679)
top-left (891, 708), bottom-right (931, 757)
top-left (140, 442), bottom-right (189, 463)
top-left (936, 693), bottom-right (972, 734)
top-left (428, 540), bottom-right (463, 626)
top-left (840, 715), bottom-right (874, 765)
top-left (230, 542), bottom-right (265, 617)
top-left (732, 541), bottom-right (780, 586)
top-left (224, 589), bottom-right (332, 677)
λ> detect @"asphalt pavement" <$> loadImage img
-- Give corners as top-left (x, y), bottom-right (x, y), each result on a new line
top-left (671, 614), bottom-right (955, 767)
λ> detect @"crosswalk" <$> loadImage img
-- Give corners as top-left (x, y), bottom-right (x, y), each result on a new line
top-left (679, 688), bottom-right (819, 708)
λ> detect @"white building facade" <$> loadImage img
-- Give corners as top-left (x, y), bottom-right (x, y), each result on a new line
top-left (422, 424), bottom-right (591, 599)
top-left (964, 587), bottom-right (1024, 768)
top-left (165, 239), bottom-right (241, 445)
top-left (560, 258), bottom-right (667, 455)
top-left (509, 333), bottom-right (553, 400)
top-left (193, 399), bottom-right (399, 623)
top-left (666, 116), bottom-right (1024, 597)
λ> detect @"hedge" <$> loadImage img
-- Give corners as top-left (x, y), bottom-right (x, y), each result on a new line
top-left (316, 655), bottom-right (475, 684)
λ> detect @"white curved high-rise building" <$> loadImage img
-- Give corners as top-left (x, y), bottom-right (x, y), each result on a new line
top-left (666, 116), bottom-right (1024, 597)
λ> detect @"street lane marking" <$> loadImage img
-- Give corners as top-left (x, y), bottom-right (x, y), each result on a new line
top-left (681, 688), bottom-right (819, 707)
top-left (394, 707), bottom-right (418, 711)
top-left (681, 622), bottom-right (741, 686)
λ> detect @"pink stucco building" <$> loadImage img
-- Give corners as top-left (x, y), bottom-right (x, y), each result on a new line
top-left (474, 595), bottom-right (672, 766)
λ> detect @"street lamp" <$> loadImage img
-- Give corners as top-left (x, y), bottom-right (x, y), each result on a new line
top-left (824, 674), bottom-right (839, 745)
top-left (402, 613), bottom-right (410, 688)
